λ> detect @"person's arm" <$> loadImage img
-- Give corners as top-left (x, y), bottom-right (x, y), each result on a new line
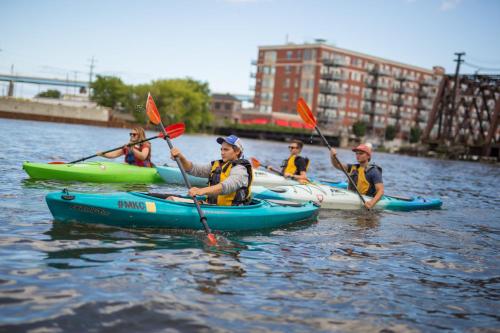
top-left (129, 145), bottom-right (149, 161)
top-left (365, 183), bottom-right (384, 209)
top-left (330, 148), bottom-right (348, 172)
top-left (190, 165), bottom-right (248, 197)
top-left (365, 169), bottom-right (384, 209)
top-left (189, 183), bottom-right (223, 197)
top-left (97, 147), bottom-right (124, 159)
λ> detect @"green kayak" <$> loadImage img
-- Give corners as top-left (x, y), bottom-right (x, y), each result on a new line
top-left (23, 161), bottom-right (164, 183)
top-left (45, 190), bottom-right (319, 231)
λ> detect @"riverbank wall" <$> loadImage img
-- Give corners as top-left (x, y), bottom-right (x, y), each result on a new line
top-left (0, 97), bottom-right (114, 127)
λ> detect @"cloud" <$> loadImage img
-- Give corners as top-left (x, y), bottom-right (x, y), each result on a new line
top-left (440, 0), bottom-right (461, 11)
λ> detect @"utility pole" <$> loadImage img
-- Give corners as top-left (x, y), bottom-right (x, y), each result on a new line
top-left (446, 52), bottom-right (465, 140)
top-left (88, 56), bottom-right (96, 97)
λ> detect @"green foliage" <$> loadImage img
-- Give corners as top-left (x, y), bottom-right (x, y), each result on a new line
top-left (385, 125), bottom-right (396, 141)
top-left (90, 75), bottom-right (128, 108)
top-left (352, 121), bottom-right (366, 138)
top-left (91, 76), bottom-right (212, 132)
top-left (36, 89), bottom-right (61, 99)
top-left (410, 126), bottom-right (422, 143)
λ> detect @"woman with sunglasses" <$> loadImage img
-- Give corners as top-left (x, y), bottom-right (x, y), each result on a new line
top-left (272, 139), bottom-right (309, 184)
top-left (97, 127), bottom-right (154, 167)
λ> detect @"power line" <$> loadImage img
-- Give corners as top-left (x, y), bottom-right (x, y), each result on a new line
top-left (463, 61), bottom-right (500, 72)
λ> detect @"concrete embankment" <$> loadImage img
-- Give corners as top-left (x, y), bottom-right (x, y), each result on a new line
top-left (0, 97), bottom-right (112, 126)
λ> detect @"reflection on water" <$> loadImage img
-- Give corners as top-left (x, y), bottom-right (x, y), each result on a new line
top-left (1, 119), bottom-right (499, 332)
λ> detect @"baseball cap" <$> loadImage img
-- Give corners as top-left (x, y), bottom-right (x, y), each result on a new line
top-left (352, 143), bottom-right (372, 157)
top-left (216, 135), bottom-right (244, 152)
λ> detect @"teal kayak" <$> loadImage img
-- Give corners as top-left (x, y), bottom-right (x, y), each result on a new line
top-left (252, 184), bottom-right (442, 211)
top-left (23, 161), bottom-right (164, 183)
top-left (45, 191), bottom-right (319, 231)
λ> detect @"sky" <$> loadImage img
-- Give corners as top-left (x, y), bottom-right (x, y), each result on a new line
top-left (1, 0), bottom-right (499, 97)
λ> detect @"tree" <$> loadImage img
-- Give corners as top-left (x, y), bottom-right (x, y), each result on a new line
top-left (145, 78), bottom-right (212, 132)
top-left (385, 125), bottom-right (396, 141)
top-left (90, 75), bottom-right (127, 108)
top-left (410, 126), bottom-right (422, 143)
top-left (36, 89), bottom-right (61, 99)
top-left (352, 121), bottom-right (366, 138)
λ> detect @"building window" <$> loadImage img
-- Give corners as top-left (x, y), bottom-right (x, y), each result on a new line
top-left (284, 78), bottom-right (291, 88)
top-left (214, 102), bottom-right (221, 110)
top-left (286, 50), bottom-right (293, 59)
top-left (282, 92), bottom-right (289, 101)
top-left (264, 51), bottom-right (277, 62)
top-left (285, 65), bottom-right (292, 74)
top-left (225, 103), bottom-right (232, 111)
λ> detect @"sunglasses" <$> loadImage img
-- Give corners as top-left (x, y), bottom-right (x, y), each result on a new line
top-left (288, 146), bottom-right (299, 149)
top-left (129, 133), bottom-right (138, 137)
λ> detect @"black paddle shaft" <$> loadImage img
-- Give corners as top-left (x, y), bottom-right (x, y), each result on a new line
top-left (69, 135), bottom-right (162, 164)
top-left (157, 120), bottom-right (212, 233)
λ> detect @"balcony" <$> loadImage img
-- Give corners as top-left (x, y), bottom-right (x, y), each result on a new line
top-left (364, 92), bottom-right (388, 102)
top-left (323, 58), bottom-right (349, 67)
top-left (417, 113), bottom-right (429, 122)
top-left (422, 77), bottom-right (441, 86)
top-left (403, 99), bottom-right (414, 107)
top-left (374, 121), bottom-right (386, 129)
top-left (418, 89), bottom-right (429, 98)
top-left (321, 72), bottom-right (346, 81)
top-left (250, 72), bottom-right (256, 78)
top-left (371, 67), bottom-right (392, 76)
top-left (418, 99), bottom-right (433, 109)
top-left (251, 59), bottom-right (257, 66)
top-left (374, 107), bottom-right (387, 115)
top-left (319, 84), bottom-right (346, 95)
top-left (318, 100), bottom-right (346, 109)
top-left (402, 87), bottom-right (416, 94)
top-left (363, 104), bottom-right (374, 114)
top-left (400, 125), bottom-right (411, 133)
top-left (392, 96), bottom-right (404, 106)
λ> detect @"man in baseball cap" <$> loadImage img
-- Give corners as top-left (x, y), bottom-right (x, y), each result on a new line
top-left (216, 135), bottom-right (244, 156)
top-left (169, 134), bottom-right (253, 206)
top-left (330, 142), bottom-right (384, 209)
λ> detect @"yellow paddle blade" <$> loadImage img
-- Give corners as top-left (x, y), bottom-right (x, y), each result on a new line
top-left (146, 93), bottom-right (161, 125)
top-left (297, 97), bottom-right (317, 128)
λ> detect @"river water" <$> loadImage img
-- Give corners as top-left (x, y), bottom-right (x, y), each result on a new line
top-left (0, 118), bottom-right (499, 332)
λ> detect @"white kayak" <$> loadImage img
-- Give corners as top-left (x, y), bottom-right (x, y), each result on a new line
top-left (156, 165), bottom-right (301, 187)
top-left (251, 184), bottom-right (442, 211)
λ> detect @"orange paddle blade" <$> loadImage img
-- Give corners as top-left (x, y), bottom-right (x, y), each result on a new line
top-left (48, 161), bottom-right (66, 164)
top-left (207, 233), bottom-right (217, 246)
top-left (163, 123), bottom-right (185, 139)
top-left (250, 157), bottom-right (261, 168)
top-left (146, 93), bottom-right (161, 125)
top-left (297, 97), bottom-right (317, 128)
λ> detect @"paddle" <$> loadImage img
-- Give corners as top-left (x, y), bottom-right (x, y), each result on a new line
top-left (250, 157), bottom-right (284, 176)
top-left (296, 97), bottom-right (369, 209)
top-left (49, 123), bottom-right (185, 165)
top-left (145, 93), bottom-right (217, 246)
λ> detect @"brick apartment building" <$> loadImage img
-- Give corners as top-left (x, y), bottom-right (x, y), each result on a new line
top-left (251, 42), bottom-right (444, 140)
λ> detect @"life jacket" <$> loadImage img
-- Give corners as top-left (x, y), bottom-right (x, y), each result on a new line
top-left (347, 164), bottom-right (382, 197)
top-left (281, 155), bottom-right (310, 175)
top-left (208, 159), bottom-right (253, 206)
top-left (123, 142), bottom-right (153, 168)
